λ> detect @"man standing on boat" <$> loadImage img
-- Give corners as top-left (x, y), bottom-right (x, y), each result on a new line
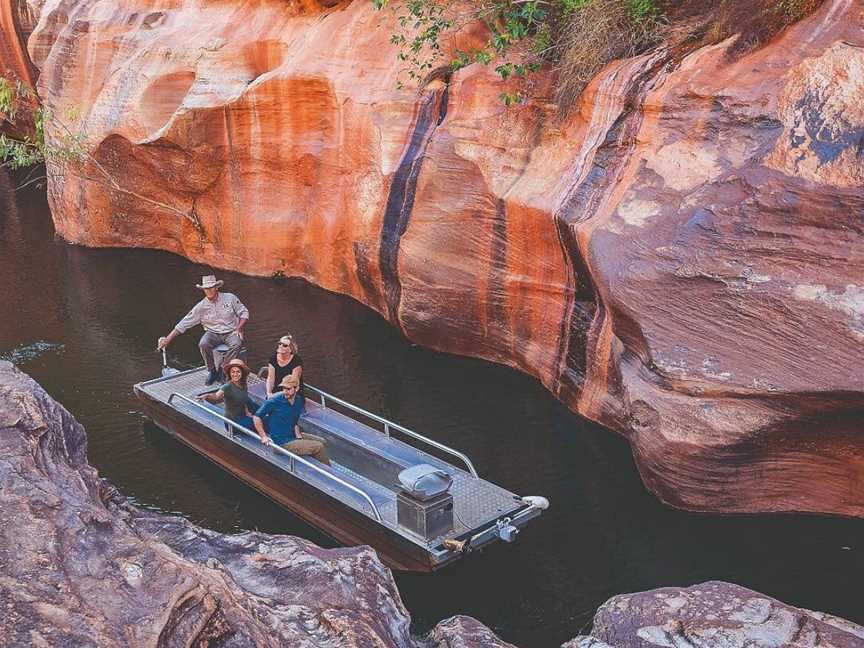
top-left (157, 275), bottom-right (249, 386)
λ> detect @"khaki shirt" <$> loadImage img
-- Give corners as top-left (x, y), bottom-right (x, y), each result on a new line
top-left (174, 292), bottom-right (249, 334)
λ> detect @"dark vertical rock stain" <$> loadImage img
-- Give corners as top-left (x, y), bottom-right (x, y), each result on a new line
top-left (379, 85), bottom-right (450, 328)
top-left (10, 0), bottom-right (38, 83)
top-left (486, 198), bottom-right (508, 333)
top-left (353, 241), bottom-right (380, 311)
top-left (550, 54), bottom-right (675, 398)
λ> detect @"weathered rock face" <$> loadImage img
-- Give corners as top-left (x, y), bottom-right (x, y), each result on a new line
top-left (0, 0), bottom-right (37, 136)
top-left (7, 0), bottom-right (864, 516)
top-left (566, 581), bottom-right (864, 648)
top-left (0, 360), bottom-right (514, 647)
top-left (0, 0), bottom-right (33, 84)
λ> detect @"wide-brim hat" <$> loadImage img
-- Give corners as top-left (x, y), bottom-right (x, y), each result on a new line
top-left (224, 359), bottom-right (250, 377)
top-left (196, 275), bottom-right (224, 289)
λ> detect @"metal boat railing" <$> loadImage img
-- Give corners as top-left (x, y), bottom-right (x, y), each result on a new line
top-left (304, 384), bottom-right (479, 477)
top-left (167, 392), bottom-right (383, 522)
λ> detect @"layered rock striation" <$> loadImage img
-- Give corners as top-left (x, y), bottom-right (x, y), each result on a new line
top-left (6, 0), bottom-right (864, 515)
top-left (567, 581), bottom-right (864, 648)
top-left (0, 0), bottom-right (37, 136)
top-left (0, 360), bottom-right (514, 647)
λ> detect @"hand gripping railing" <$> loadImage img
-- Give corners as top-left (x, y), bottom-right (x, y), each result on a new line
top-left (167, 393), bottom-right (382, 522)
top-left (304, 385), bottom-right (478, 477)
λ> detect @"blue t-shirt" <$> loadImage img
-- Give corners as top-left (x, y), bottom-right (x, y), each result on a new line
top-left (255, 393), bottom-right (304, 445)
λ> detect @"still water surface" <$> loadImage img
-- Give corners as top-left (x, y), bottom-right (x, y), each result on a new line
top-left (2, 171), bottom-right (862, 647)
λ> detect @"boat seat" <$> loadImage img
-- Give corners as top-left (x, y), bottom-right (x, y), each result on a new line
top-left (300, 408), bottom-right (414, 492)
top-left (212, 342), bottom-right (248, 369)
top-left (243, 381), bottom-right (444, 493)
top-left (193, 399), bottom-right (392, 513)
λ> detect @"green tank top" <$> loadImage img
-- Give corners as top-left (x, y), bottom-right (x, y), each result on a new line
top-left (221, 382), bottom-right (254, 422)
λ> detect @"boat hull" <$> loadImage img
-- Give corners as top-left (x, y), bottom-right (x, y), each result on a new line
top-left (135, 386), bottom-right (455, 572)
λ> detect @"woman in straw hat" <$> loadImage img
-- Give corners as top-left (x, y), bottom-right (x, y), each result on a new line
top-left (198, 358), bottom-right (256, 433)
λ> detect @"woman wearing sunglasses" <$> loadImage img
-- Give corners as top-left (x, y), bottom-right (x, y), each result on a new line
top-left (265, 334), bottom-right (304, 399)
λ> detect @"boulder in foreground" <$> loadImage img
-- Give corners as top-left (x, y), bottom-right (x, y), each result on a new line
top-left (567, 581), bottom-right (864, 648)
top-left (0, 360), bottom-right (513, 647)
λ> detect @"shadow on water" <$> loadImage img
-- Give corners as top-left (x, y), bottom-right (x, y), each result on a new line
top-left (1, 169), bottom-right (862, 647)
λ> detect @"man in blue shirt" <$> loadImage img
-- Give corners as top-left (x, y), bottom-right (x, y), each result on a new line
top-left (253, 375), bottom-right (330, 465)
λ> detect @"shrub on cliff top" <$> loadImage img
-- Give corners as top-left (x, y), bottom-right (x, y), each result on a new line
top-left (699, 0), bottom-right (825, 55)
top-left (555, 0), bottom-right (660, 113)
top-left (373, 0), bottom-right (660, 108)
top-left (372, 0), bottom-right (826, 112)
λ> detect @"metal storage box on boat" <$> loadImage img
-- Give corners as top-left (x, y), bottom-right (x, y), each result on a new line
top-left (397, 491), bottom-right (454, 540)
top-left (396, 464), bottom-right (454, 540)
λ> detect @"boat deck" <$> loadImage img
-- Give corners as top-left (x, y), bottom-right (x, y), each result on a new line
top-left (136, 368), bottom-right (527, 549)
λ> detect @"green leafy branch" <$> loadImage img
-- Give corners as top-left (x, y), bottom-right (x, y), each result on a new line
top-left (372, 0), bottom-right (661, 108)
top-left (1, 76), bottom-right (204, 233)
top-left (0, 76), bottom-right (86, 173)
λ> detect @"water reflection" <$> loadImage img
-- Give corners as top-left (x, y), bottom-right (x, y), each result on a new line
top-left (1, 169), bottom-right (862, 647)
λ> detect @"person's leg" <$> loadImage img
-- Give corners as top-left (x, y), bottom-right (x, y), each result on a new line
top-left (222, 331), bottom-right (244, 365)
top-left (198, 331), bottom-right (221, 373)
top-left (226, 415), bottom-right (254, 435)
top-left (283, 439), bottom-right (330, 465)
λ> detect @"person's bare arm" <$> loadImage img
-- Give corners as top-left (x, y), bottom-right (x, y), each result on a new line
top-left (160, 302), bottom-right (201, 349)
top-left (266, 365), bottom-right (276, 398)
top-left (234, 317), bottom-right (248, 337)
top-left (233, 296), bottom-right (249, 337)
top-left (290, 364), bottom-right (303, 383)
top-left (157, 328), bottom-right (181, 350)
top-left (294, 423), bottom-right (302, 440)
top-left (253, 416), bottom-right (271, 445)
top-left (197, 388), bottom-right (225, 403)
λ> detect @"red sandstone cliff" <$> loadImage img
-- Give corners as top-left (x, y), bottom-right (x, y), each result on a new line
top-left (5, 0), bottom-right (864, 516)
top-left (0, 0), bottom-right (36, 136)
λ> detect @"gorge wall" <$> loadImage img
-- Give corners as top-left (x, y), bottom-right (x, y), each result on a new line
top-left (5, 0), bottom-right (864, 516)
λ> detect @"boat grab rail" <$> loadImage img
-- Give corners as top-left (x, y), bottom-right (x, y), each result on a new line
top-left (303, 384), bottom-right (479, 478)
top-left (167, 393), bottom-right (383, 522)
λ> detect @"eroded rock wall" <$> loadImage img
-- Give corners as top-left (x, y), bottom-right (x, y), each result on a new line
top-left (12, 0), bottom-right (864, 516)
top-left (0, 0), bottom-right (37, 136)
top-left (0, 360), bottom-right (514, 647)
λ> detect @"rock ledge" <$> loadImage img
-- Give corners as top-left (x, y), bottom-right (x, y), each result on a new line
top-left (568, 582), bottom-right (864, 648)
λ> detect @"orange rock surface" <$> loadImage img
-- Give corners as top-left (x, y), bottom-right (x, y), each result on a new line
top-left (0, 0), bottom-right (37, 136)
top-left (10, 0), bottom-right (864, 515)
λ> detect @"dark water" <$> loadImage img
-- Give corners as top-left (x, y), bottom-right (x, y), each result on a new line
top-left (1, 170), bottom-right (862, 647)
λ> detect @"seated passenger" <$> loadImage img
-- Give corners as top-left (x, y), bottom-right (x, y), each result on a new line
top-left (266, 334), bottom-right (304, 399)
top-left (254, 375), bottom-right (330, 465)
top-left (198, 359), bottom-right (256, 433)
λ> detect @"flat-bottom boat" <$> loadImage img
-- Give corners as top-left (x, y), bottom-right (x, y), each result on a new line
top-left (133, 366), bottom-right (548, 572)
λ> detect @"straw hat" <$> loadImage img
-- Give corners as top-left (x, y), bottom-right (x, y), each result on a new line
top-left (279, 375), bottom-right (300, 388)
top-left (196, 275), bottom-right (224, 289)
top-left (223, 358), bottom-right (250, 377)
